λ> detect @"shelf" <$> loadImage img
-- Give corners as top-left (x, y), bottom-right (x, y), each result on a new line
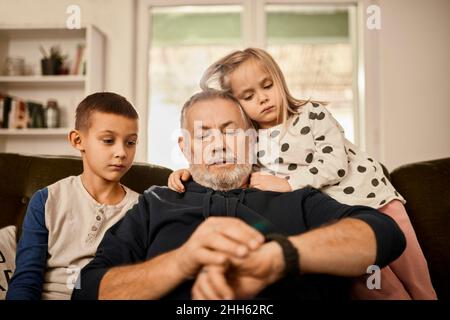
top-left (0, 128), bottom-right (70, 136)
top-left (0, 24), bottom-right (104, 155)
top-left (0, 75), bottom-right (85, 85)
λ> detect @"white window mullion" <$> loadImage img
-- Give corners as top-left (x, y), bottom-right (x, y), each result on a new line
top-left (349, 4), bottom-right (361, 148)
top-left (242, 0), bottom-right (255, 47)
top-left (254, 0), bottom-right (267, 48)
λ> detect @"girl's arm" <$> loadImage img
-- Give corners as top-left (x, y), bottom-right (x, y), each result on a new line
top-left (287, 103), bottom-right (349, 190)
top-left (168, 169), bottom-right (191, 193)
top-left (6, 189), bottom-right (49, 300)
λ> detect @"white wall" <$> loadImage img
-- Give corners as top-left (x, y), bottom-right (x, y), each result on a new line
top-left (0, 0), bottom-right (143, 157)
top-left (0, 0), bottom-right (136, 100)
top-left (1, 0), bottom-right (449, 168)
top-left (368, 0), bottom-right (450, 170)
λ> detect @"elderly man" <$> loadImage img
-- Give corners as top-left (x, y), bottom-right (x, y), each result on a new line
top-left (72, 90), bottom-right (405, 300)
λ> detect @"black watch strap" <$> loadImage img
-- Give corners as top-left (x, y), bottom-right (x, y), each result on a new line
top-left (265, 233), bottom-right (300, 278)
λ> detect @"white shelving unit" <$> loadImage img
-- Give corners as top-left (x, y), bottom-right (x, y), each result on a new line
top-left (0, 25), bottom-right (105, 156)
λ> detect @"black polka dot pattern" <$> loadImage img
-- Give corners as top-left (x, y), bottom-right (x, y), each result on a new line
top-left (338, 169), bottom-right (346, 177)
top-left (367, 158), bottom-right (374, 162)
top-left (288, 164), bottom-right (297, 171)
top-left (281, 143), bottom-right (289, 152)
top-left (285, 176), bottom-right (290, 180)
top-left (309, 112), bottom-right (325, 120)
top-left (274, 157), bottom-right (283, 164)
top-left (315, 135), bottom-right (325, 141)
top-left (257, 150), bottom-right (265, 158)
top-left (309, 167), bottom-right (318, 174)
top-left (305, 153), bottom-right (313, 163)
top-left (318, 159), bottom-right (324, 164)
top-left (395, 191), bottom-right (399, 197)
top-left (322, 146), bottom-right (333, 153)
top-left (349, 149), bottom-right (356, 155)
top-left (373, 166), bottom-right (377, 172)
top-left (293, 117), bottom-right (299, 126)
top-left (381, 177), bottom-right (387, 185)
top-left (270, 130), bottom-right (280, 138)
top-left (367, 192), bottom-right (376, 198)
top-left (317, 112), bottom-right (325, 120)
top-left (357, 166), bottom-right (366, 173)
top-left (343, 187), bottom-right (354, 194)
top-left (300, 126), bottom-right (311, 135)
top-left (312, 102), bottom-right (319, 108)
top-left (372, 178), bottom-right (379, 187)
top-left (379, 200), bottom-right (386, 206)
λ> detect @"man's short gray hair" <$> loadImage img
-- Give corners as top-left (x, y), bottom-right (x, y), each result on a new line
top-left (180, 89), bottom-right (253, 129)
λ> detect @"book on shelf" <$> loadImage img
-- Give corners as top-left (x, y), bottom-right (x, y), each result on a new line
top-left (71, 44), bottom-right (86, 75)
top-left (0, 93), bottom-right (45, 129)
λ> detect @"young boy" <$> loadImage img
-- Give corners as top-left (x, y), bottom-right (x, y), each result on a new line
top-left (6, 92), bottom-right (140, 300)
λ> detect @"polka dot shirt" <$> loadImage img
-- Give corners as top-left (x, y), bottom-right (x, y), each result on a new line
top-left (255, 101), bottom-right (405, 209)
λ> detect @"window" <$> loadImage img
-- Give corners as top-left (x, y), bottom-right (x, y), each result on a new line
top-left (143, 1), bottom-right (361, 169)
top-left (266, 4), bottom-right (356, 143)
top-left (147, 5), bottom-right (243, 169)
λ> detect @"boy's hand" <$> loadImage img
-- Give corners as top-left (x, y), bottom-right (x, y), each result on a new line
top-left (249, 172), bottom-right (292, 192)
top-left (168, 169), bottom-right (191, 192)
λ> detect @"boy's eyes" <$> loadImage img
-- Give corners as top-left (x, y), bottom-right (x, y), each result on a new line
top-left (264, 83), bottom-right (273, 89)
top-left (243, 94), bottom-right (254, 101)
top-left (127, 140), bottom-right (137, 146)
top-left (101, 138), bottom-right (137, 146)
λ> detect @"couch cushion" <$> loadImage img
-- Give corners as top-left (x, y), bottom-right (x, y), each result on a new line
top-left (0, 153), bottom-right (172, 238)
top-left (390, 157), bottom-right (450, 300)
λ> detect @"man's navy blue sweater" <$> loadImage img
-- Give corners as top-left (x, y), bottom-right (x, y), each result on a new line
top-left (72, 181), bottom-right (406, 300)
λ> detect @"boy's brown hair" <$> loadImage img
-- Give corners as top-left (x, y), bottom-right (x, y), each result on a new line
top-left (75, 92), bottom-right (138, 131)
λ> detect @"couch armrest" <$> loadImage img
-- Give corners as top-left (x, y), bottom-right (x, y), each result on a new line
top-left (390, 157), bottom-right (450, 300)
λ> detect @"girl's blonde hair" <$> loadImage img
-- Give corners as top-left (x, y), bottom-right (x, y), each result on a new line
top-left (200, 47), bottom-right (311, 129)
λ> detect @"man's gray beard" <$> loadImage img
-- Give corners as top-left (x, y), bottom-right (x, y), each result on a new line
top-left (190, 163), bottom-right (252, 191)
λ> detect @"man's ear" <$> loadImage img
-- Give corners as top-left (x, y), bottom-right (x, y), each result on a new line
top-left (178, 135), bottom-right (192, 163)
top-left (178, 136), bottom-right (185, 154)
top-left (69, 130), bottom-right (84, 152)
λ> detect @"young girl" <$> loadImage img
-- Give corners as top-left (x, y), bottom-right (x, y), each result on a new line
top-left (169, 48), bottom-right (436, 300)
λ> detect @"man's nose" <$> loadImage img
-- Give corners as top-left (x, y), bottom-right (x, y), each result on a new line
top-left (210, 132), bottom-right (226, 150)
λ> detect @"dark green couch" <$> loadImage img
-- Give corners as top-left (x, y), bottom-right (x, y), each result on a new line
top-left (0, 153), bottom-right (448, 299)
top-left (0, 153), bottom-right (172, 240)
top-left (390, 157), bottom-right (450, 300)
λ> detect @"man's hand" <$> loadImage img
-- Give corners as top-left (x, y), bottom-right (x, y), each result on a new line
top-left (250, 172), bottom-right (292, 192)
top-left (175, 217), bottom-right (265, 280)
top-left (192, 241), bottom-right (285, 299)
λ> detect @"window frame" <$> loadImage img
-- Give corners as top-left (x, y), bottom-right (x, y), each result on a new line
top-left (136, 0), bottom-right (373, 164)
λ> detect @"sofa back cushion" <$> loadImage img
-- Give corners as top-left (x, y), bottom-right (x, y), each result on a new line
top-left (390, 157), bottom-right (450, 300)
top-left (0, 153), bottom-right (172, 235)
